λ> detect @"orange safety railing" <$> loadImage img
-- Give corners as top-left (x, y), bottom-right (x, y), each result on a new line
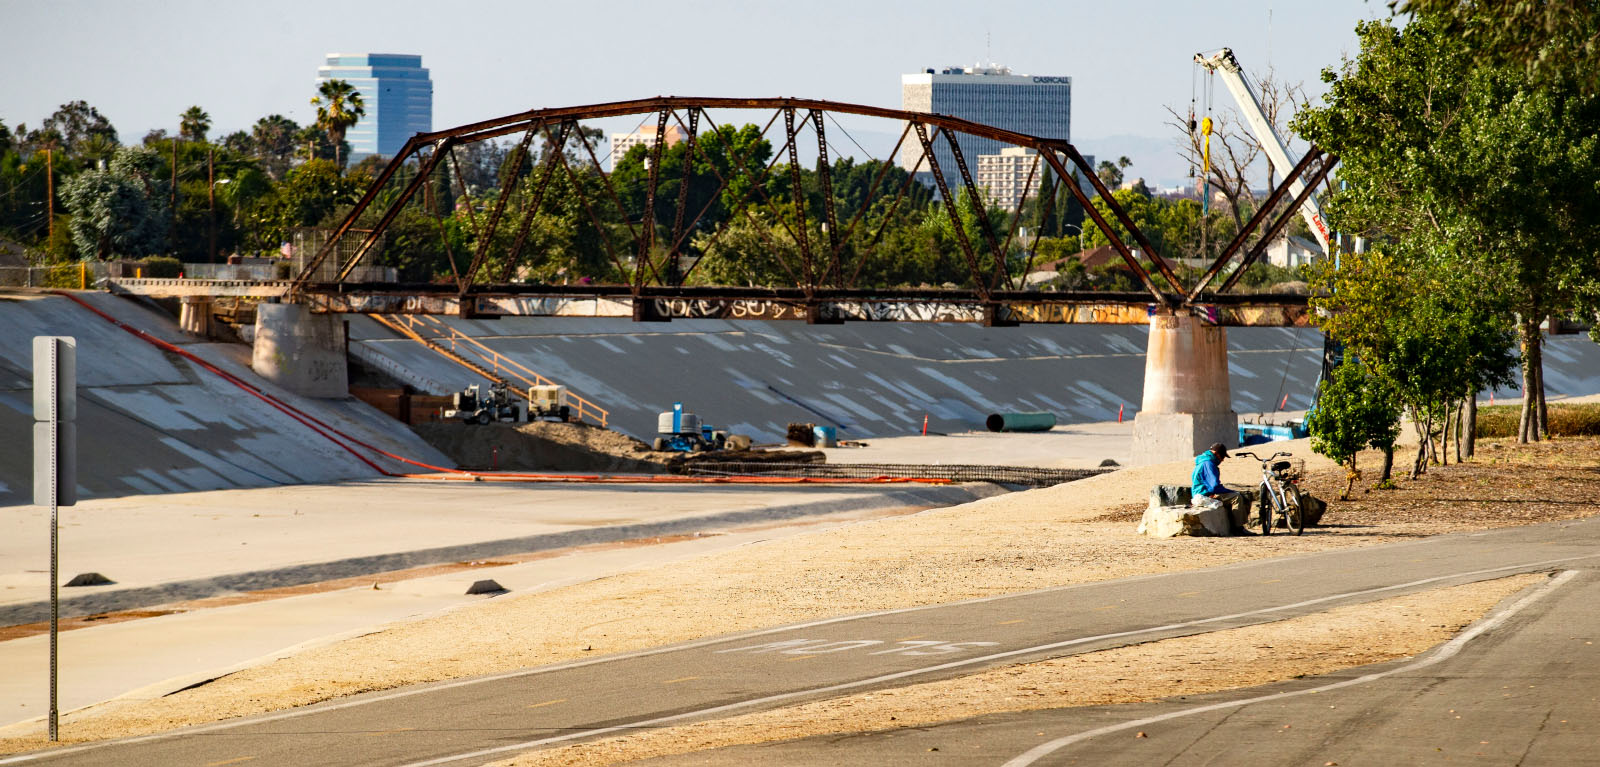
top-left (371, 313), bottom-right (610, 427)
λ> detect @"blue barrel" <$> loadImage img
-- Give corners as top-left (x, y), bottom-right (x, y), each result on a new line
top-left (985, 412), bottom-right (1057, 432)
top-left (812, 425), bottom-right (838, 447)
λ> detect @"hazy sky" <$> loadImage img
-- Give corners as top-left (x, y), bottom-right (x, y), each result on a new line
top-left (4, 0), bottom-right (1389, 185)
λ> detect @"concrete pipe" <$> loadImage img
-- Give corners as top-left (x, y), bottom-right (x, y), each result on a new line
top-left (985, 412), bottom-right (1057, 432)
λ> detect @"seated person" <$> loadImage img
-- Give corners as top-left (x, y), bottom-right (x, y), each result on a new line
top-left (1192, 441), bottom-right (1252, 533)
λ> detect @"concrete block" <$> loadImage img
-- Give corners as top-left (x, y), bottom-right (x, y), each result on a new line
top-left (1136, 505), bottom-right (1230, 537)
top-left (1129, 411), bottom-right (1239, 466)
top-left (252, 303), bottom-right (347, 398)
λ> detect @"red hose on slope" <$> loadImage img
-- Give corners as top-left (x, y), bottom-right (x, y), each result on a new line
top-left (55, 291), bottom-right (949, 486)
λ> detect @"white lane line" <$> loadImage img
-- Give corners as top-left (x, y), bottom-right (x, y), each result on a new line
top-left (1002, 569), bottom-right (1582, 767)
top-left (4, 551), bottom-right (1594, 767)
top-left (386, 559), bottom-right (1596, 767)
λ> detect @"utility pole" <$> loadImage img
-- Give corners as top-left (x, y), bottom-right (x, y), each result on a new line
top-left (207, 147), bottom-right (216, 263)
top-left (45, 149), bottom-right (53, 246)
top-left (170, 140), bottom-right (178, 247)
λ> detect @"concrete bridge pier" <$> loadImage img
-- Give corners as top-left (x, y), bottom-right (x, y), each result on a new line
top-left (1130, 312), bottom-right (1238, 466)
top-left (251, 302), bottom-right (348, 398)
top-left (177, 296), bottom-right (213, 336)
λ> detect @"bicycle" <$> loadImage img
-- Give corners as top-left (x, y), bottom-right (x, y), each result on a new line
top-left (1234, 450), bottom-right (1305, 535)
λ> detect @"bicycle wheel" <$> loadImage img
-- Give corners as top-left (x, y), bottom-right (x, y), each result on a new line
top-left (1256, 483), bottom-right (1274, 535)
top-left (1284, 485), bottom-right (1305, 535)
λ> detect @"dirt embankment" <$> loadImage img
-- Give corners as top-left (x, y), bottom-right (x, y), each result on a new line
top-left (411, 421), bottom-right (824, 473)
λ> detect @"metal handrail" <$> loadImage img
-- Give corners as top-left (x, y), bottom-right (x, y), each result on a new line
top-left (380, 314), bottom-right (610, 427)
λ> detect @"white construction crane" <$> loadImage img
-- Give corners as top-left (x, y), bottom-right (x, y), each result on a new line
top-left (1193, 47), bottom-right (1332, 255)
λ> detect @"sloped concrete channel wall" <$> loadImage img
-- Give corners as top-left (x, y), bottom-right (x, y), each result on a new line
top-left (0, 294), bottom-right (451, 506)
top-left (350, 317), bottom-right (1273, 442)
top-left (351, 315), bottom-right (1600, 444)
top-left (5, 293), bottom-right (1599, 507)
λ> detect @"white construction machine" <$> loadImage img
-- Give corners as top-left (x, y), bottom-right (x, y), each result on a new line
top-left (1193, 47), bottom-right (1332, 256)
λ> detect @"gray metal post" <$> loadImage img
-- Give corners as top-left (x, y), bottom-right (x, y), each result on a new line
top-left (33, 336), bottom-right (76, 742)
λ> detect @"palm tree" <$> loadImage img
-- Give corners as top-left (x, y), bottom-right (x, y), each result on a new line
top-left (310, 80), bottom-right (365, 169)
top-left (179, 106), bottom-right (211, 143)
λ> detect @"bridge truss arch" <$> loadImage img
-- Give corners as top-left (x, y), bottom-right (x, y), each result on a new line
top-left (290, 97), bottom-right (1333, 326)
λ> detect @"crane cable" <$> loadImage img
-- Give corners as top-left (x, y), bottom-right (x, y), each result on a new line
top-left (51, 291), bottom-right (952, 486)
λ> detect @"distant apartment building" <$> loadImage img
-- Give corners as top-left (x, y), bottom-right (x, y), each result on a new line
top-left (976, 147), bottom-right (1043, 212)
top-left (609, 125), bottom-right (688, 170)
top-left (315, 53), bottom-right (432, 162)
top-left (900, 64), bottom-right (1071, 194)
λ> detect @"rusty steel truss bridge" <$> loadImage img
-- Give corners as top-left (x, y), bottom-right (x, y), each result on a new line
top-left (268, 97), bottom-right (1337, 327)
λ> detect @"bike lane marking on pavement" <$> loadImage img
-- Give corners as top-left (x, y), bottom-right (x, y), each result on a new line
top-left (1000, 569), bottom-right (1584, 767)
top-left (6, 550), bottom-right (1596, 767)
top-left (384, 557), bottom-right (1600, 767)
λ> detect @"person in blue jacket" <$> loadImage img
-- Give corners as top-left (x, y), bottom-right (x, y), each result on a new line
top-left (1192, 442), bottom-right (1252, 533)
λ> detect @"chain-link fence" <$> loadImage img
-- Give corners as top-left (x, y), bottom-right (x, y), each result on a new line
top-left (291, 227), bottom-right (391, 282)
top-left (0, 262), bottom-right (114, 289)
top-left (676, 462), bottom-right (1111, 487)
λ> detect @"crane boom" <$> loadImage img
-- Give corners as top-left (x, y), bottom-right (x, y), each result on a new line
top-left (1194, 47), bottom-right (1331, 255)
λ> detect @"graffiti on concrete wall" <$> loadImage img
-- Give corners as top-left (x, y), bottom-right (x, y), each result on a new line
top-left (476, 297), bottom-right (633, 317)
top-left (303, 291), bottom-right (1310, 327)
top-left (650, 298), bottom-right (809, 320)
top-left (1007, 303), bottom-right (1153, 325)
top-left (307, 294), bottom-right (461, 315)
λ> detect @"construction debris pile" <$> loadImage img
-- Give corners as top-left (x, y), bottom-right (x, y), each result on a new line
top-left (412, 421), bottom-right (824, 474)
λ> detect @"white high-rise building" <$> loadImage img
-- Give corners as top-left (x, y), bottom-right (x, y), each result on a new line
top-left (315, 53), bottom-right (432, 162)
top-left (900, 65), bottom-right (1071, 195)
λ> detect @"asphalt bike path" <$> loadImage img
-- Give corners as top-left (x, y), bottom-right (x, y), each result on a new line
top-left (8, 517), bottom-right (1600, 767)
top-left (656, 565), bottom-right (1600, 766)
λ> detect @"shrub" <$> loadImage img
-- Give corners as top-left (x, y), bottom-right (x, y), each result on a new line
top-left (1475, 402), bottom-right (1600, 437)
top-left (140, 256), bottom-right (182, 278)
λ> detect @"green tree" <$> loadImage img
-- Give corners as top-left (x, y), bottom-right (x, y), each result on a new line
top-left (250, 115), bottom-right (301, 179)
top-left (179, 106), bottom-right (211, 143)
top-left (59, 147), bottom-right (169, 258)
top-left (311, 80), bottom-right (365, 169)
top-left (258, 158), bottom-right (355, 246)
top-left (1295, 14), bottom-right (1600, 444)
top-left (1308, 248), bottom-right (1518, 476)
top-left (1095, 156), bottom-right (1131, 188)
top-left (1306, 358), bottom-right (1403, 498)
top-left (1392, 0), bottom-right (1600, 91)
top-left (38, 100), bottom-right (119, 156)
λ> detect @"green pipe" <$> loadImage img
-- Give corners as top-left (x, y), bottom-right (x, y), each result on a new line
top-left (985, 411), bottom-right (1057, 432)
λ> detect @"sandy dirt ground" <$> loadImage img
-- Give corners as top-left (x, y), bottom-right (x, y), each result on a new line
top-left (491, 574), bottom-right (1543, 767)
top-left (2, 436), bottom-right (1595, 756)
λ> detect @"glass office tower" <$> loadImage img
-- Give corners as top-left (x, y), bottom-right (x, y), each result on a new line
top-left (316, 53), bottom-right (433, 162)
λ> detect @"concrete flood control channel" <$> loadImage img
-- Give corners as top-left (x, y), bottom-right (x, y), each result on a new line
top-left (8, 517), bottom-right (1599, 767)
top-left (6, 289), bottom-right (1600, 507)
top-left (1, 481), bottom-right (1002, 626)
top-left (347, 314), bottom-right (1600, 446)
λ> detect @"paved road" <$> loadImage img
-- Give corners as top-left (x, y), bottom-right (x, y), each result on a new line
top-left (7, 517), bottom-right (1599, 767)
top-left (645, 570), bottom-right (1600, 766)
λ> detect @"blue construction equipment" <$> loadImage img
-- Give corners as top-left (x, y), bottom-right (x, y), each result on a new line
top-left (651, 402), bottom-right (728, 452)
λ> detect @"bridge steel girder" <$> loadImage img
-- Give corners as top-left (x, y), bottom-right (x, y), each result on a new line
top-left (1186, 147), bottom-right (1333, 303)
top-left (1218, 152), bottom-right (1339, 294)
top-left (289, 98), bottom-right (1178, 298)
top-left (295, 283), bottom-right (1310, 327)
top-left (287, 96), bottom-right (1337, 324)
